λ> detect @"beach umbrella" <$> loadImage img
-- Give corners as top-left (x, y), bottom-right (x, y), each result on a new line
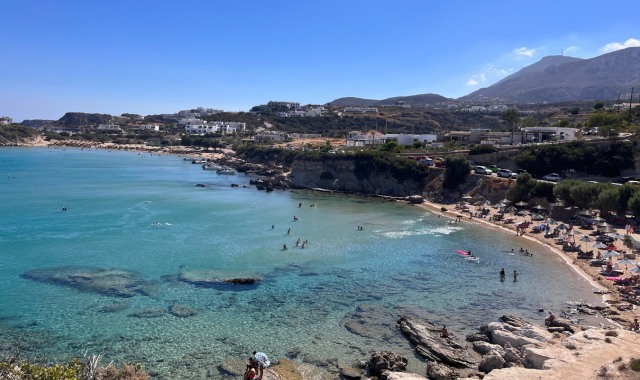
top-left (592, 242), bottom-right (608, 249)
top-left (601, 250), bottom-right (621, 258)
top-left (592, 216), bottom-right (606, 223)
top-left (532, 205), bottom-right (546, 211)
top-left (557, 223), bottom-right (568, 231)
top-left (616, 258), bottom-right (637, 266)
top-left (515, 201), bottom-right (528, 207)
top-left (549, 219), bottom-right (558, 225)
top-left (629, 266), bottom-right (640, 274)
top-left (610, 233), bottom-right (626, 240)
top-left (578, 234), bottom-right (593, 251)
top-left (501, 199), bottom-right (512, 205)
top-left (598, 226), bottom-right (616, 233)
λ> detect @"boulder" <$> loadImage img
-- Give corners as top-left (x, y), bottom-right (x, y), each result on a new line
top-left (425, 361), bottom-right (458, 380)
top-left (397, 317), bottom-right (475, 368)
top-left (339, 367), bottom-right (363, 379)
top-left (490, 329), bottom-right (544, 349)
top-left (472, 341), bottom-right (504, 356)
top-left (478, 353), bottom-right (506, 373)
top-left (548, 317), bottom-right (575, 333)
top-left (368, 351), bottom-right (408, 376)
top-left (380, 370), bottom-right (428, 380)
top-left (465, 333), bottom-right (490, 343)
top-left (501, 315), bottom-right (528, 328)
top-left (503, 343), bottom-right (524, 366)
top-left (406, 195), bottom-right (424, 204)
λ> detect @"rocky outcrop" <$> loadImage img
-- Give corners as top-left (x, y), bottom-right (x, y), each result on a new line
top-left (368, 351), bottom-right (408, 375)
top-left (380, 370), bottom-right (428, 380)
top-left (289, 159), bottom-right (429, 197)
top-left (397, 317), bottom-right (475, 368)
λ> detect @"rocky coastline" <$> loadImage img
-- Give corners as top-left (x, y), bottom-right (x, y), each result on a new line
top-left (10, 139), bottom-right (640, 379)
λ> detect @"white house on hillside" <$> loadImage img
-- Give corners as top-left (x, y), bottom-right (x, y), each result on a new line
top-left (184, 121), bottom-right (246, 135)
top-left (0, 116), bottom-right (12, 125)
top-left (97, 124), bottom-right (122, 132)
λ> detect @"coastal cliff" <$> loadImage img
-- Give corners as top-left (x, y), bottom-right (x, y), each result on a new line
top-left (288, 156), bottom-right (434, 197)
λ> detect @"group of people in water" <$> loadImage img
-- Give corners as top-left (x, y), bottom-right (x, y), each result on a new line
top-left (510, 247), bottom-right (533, 257)
top-left (499, 268), bottom-right (518, 282)
top-left (279, 203), bottom-right (319, 251)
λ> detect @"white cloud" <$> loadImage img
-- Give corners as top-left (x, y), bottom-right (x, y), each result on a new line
top-left (564, 46), bottom-right (580, 55)
top-left (513, 47), bottom-right (536, 58)
top-left (466, 73), bottom-right (486, 86)
top-left (465, 65), bottom-right (514, 87)
top-left (600, 38), bottom-right (640, 53)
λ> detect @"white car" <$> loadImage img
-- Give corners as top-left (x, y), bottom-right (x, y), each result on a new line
top-left (474, 166), bottom-right (492, 175)
top-left (496, 169), bottom-right (513, 178)
top-left (542, 173), bottom-right (561, 182)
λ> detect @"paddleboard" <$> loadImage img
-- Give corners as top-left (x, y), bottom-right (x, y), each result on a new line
top-left (456, 250), bottom-right (470, 256)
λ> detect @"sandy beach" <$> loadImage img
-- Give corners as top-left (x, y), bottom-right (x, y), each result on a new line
top-left (417, 198), bottom-right (638, 326)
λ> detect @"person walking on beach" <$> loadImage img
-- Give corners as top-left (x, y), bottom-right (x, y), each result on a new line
top-left (513, 270), bottom-right (519, 282)
top-left (500, 268), bottom-right (506, 281)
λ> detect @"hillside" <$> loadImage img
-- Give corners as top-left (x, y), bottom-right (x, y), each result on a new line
top-left (328, 93), bottom-right (452, 107)
top-left (461, 47), bottom-right (640, 103)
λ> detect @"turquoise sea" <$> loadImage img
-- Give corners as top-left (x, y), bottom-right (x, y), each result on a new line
top-left (0, 147), bottom-right (602, 378)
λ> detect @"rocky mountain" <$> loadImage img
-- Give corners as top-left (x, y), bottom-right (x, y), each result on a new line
top-left (56, 112), bottom-right (123, 127)
top-left (328, 93), bottom-right (452, 107)
top-left (461, 47), bottom-right (640, 103)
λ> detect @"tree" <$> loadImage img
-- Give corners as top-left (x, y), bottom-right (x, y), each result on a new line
top-left (598, 187), bottom-right (620, 214)
top-left (593, 101), bottom-right (605, 110)
top-left (628, 192), bottom-right (640, 217)
top-left (443, 156), bottom-right (470, 189)
top-left (503, 108), bottom-right (521, 144)
top-left (506, 173), bottom-right (536, 202)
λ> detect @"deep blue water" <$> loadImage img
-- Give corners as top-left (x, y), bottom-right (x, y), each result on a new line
top-left (0, 147), bottom-right (602, 378)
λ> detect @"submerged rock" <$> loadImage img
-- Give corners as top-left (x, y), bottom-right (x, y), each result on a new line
top-left (21, 266), bottom-right (153, 298)
top-left (178, 270), bottom-right (261, 290)
top-left (168, 303), bottom-right (197, 318)
top-left (98, 301), bottom-right (130, 313)
top-left (128, 308), bottom-right (165, 318)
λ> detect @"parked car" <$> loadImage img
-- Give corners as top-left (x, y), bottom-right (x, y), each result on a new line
top-left (434, 157), bottom-right (445, 168)
top-left (487, 165), bottom-right (500, 173)
top-left (542, 173), bottom-right (561, 182)
top-left (496, 169), bottom-right (513, 178)
top-left (515, 169), bottom-right (527, 174)
top-left (474, 165), bottom-right (492, 175)
top-left (418, 157), bottom-right (434, 166)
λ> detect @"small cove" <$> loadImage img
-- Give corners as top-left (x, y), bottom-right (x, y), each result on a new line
top-left (0, 147), bottom-right (604, 378)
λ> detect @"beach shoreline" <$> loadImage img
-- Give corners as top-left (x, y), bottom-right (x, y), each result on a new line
top-left (415, 198), bottom-right (638, 326)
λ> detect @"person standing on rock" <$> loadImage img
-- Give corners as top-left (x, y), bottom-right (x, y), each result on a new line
top-left (252, 351), bottom-right (270, 380)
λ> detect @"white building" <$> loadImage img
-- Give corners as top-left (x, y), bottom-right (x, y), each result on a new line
top-left (139, 124), bottom-right (160, 131)
top-left (184, 121), bottom-right (246, 135)
top-left (254, 131), bottom-right (288, 143)
top-left (97, 124), bottom-right (122, 132)
top-left (345, 130), bottom-right (385, 147)
top-left (0, 116), bottom-right (12, 125)
top-left (178, 117), bottom-right (204, 126)
top-left (522, 127), bottom-right (579, 143)
top-left (384, 134), bottom-right (438, 145)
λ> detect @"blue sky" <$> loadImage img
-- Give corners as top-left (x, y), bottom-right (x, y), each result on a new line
top-left (2, 1), bottom-right (639, 122)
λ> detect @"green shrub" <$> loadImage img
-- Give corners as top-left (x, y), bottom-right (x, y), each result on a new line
top-left (630, 358), bottom-right (640, 372)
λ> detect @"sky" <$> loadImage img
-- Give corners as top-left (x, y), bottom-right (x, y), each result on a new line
top-left (2, 0), bottom-right (640, 122)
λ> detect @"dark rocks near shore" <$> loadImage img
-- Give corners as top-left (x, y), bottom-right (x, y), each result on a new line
top-left (178, 269), bottom-right (261, 290)
top-left (21, 266), bottom-right (155, 298)
top-left (368, 351), bottom-right (408, 376)
top-left (397, 317), bottom-right (476, 369)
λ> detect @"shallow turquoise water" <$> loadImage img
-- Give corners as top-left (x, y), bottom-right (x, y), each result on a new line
top-left (0, 147), bottom-right (602, 378)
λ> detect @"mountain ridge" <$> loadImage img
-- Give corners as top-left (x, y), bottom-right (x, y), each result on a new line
top-left (328, 47), bottom-right (640, 106)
